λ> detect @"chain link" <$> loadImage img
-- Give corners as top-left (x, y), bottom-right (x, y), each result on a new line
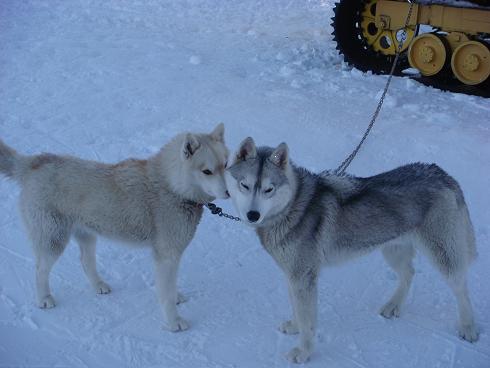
top-left (335, 1), bottom-right (415, 175)
top-left (205, 202), bottom-right (241, 221)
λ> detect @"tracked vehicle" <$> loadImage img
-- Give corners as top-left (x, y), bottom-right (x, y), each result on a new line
top-left (331, 0), bottom-right (490, 96)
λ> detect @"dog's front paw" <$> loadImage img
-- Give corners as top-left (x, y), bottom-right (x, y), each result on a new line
top-left (279, 320), bottom-right (299, 335)
top-left (459, 324), bottom-right (479, 343)
top-left (286, 347), bottom-right (311, 364)
top-left (96, 281), bottom-right (111, 294)
top-left (177, 292), bottom-right (188, 305)
top-left (379, 301), bottom-right (401, 319)
top-left (166, 317), bottom-right (189, 332)
top-left (38, 295), bottom-right (56, 309)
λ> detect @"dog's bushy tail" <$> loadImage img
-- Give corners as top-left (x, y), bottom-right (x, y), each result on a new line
top-left (464, 206), bottom-right (478, 263)
top-left (0, 140), bottom-right (21, 180)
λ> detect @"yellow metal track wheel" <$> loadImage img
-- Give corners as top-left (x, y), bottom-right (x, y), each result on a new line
top-left (451, 41), bottom-right (490, 85)
top-left (360, 0), bottom-right (416, 56)
top-left (408, 34), bottom-right (448, 76)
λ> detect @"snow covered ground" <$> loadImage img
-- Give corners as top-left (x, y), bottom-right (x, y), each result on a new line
top-left (0, 1), bottom-right (489, 367)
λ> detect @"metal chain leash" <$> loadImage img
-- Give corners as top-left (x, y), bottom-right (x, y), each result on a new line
top-left (205, 2), bottom-right (416, 221)
top-left (205, 202), bottom-right (241, 221)
top-left (335, 1), bottom-right (416, 175)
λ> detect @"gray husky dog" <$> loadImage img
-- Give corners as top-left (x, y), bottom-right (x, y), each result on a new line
top-left (225, 137), bottom-right (478, 363)
top-left (0, 124), bottom-right (229, 332)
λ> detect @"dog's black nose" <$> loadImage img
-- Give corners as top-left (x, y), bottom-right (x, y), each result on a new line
top-left (247, 211), bottom-right (260, 223)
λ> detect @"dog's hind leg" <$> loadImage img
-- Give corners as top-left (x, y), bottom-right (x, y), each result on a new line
top-left (73, 229), bottom-right (111, 295)
top-left (36, 256), bottom-right (58, 308)
top-left (418, 208), bottom-right (478, 342)
top-left (30, 213), bottom-right (71, 309)
top-left (380, 243), bottom-right (415, 319)
top-left (447, 273), bottom-right (478, 342)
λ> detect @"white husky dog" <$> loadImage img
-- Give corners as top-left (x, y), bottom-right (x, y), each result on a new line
top-left (226, 137), bottom-right (478, 363)
top-left (0, 124), bottom-right (229, 332)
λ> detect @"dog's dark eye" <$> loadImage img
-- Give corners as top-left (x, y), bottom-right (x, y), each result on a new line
top-left (202, 169), bottom-right (213, 176)
top-left (224, 161), bottom-right (228, 168)
top-left (264, 187), bottom-right (274, 193)
top-left (240, 182), bottom-right (249, 190)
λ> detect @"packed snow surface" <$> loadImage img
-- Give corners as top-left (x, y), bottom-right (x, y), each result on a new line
top-left (0, 1), bottom-right (489, 367)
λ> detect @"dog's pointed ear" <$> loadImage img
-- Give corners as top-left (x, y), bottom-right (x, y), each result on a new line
top-left (181, 133), bottom-right (201, 160)
top-left (210, 123), bottom-right (225, 142)
top-left (235, 137), bottom-right (257, 163)
top-left (269, 142), bottom-right (289, 169)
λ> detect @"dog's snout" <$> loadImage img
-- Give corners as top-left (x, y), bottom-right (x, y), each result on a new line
top-left (247, 211), bottom-right (260, 223)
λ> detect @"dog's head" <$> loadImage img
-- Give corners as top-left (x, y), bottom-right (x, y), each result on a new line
top-left (181, 123), bottom-right (229, 200)
top-left (225, 137), bottom-right (295, 226)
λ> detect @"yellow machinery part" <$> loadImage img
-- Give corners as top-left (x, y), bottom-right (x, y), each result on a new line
top-left (451, 41), bottom-right (490, 85)
top-left (444, 32), bottom-right (470, 52)
top-left (374, 0), bottom-right (490, 85)
top-left (408, 34), bottom-right (447, 76)
top-left (361, 0), bottom-right (416, 56)
top-left (375, 0), bottom-right (490, 34)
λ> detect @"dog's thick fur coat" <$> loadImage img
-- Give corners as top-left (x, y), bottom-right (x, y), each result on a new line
top-left (0, 124), bottom-right (229, 332)
top-left (226, 137), bottom-right (478, 363)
